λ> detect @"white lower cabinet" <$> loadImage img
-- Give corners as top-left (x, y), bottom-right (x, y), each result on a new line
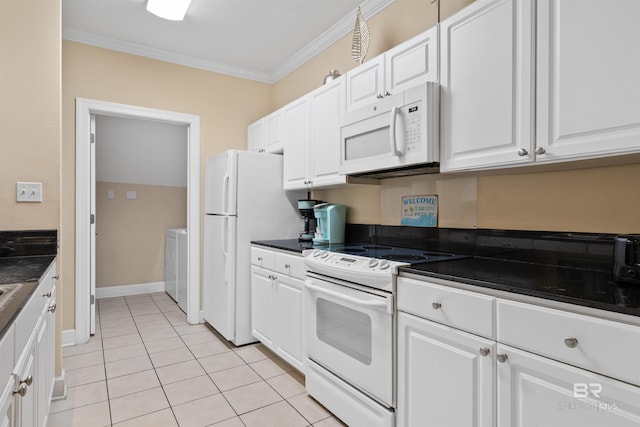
top-left (1, 260), bottom-right (57, 427)
top-left (250, 247), bottom-right (304, 372)
top-left (397, 312), bottom-right (495, 427)
top-left (497, 344), bottom-right (640, 427)
top-left (397, 275), bottom-right (640, 427)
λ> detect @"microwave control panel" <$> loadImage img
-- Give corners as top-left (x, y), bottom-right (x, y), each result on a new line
top-left (403, 101), bottom-right (423, 154)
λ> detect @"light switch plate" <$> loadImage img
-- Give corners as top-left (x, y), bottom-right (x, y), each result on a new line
top-left (17, 182), bottom-right (42, 202)
top-left (126, 190), bottom-right (137, 200)
top-left (107, 190), bottom-right (115, 200)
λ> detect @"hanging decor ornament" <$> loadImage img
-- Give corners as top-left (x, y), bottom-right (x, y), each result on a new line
top-left (351, 6), bottom-right (370, 64)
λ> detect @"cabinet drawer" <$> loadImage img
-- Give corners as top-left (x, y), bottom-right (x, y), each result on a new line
top-left (397, 277), bottom-right (495, 339)
top-left (497, 299), bottom-right (640, 387)
top-left (275, 252), bottom-right (305, 279)
top-left (251, 247), bottom-right (276, 270)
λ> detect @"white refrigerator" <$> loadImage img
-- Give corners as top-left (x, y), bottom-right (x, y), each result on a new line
top-left (203, 150), bottom-right (304, 345)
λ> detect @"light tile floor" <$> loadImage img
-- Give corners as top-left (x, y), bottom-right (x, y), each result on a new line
top-left (49, 292), bottom-right (345, 427)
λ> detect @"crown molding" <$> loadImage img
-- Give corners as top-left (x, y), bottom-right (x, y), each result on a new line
top-left (63, 0), bottom-right (395, 84)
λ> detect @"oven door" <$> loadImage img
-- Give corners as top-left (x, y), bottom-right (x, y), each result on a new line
top-left (304, 272), bottom-right (394, 407)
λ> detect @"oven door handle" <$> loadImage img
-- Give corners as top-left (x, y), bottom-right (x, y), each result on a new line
top-left (305, 280), bottom-right (393, 315)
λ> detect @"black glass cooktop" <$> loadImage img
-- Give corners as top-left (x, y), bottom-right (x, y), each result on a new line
top-left (332, 244), bottom-right (467, 264)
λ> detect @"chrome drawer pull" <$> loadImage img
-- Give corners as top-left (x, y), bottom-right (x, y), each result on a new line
top-left (48, 303), bottom-right (57, 313)
top-left (43, 291), bottom-right (52, 298)
top-left (479, 347), bottom-right (490, 357)
top-left (497, 353), bottom-right (508, 363)
top-left (564, 337), bottom-right (579, 348)
top-left (432, 302), bottom-right (442, 310)
top-left (20, 375), bottom-right (33, 386)
top-left (52, 274), bottom-right (59, 280)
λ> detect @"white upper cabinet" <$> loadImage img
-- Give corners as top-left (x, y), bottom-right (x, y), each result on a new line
top-left (247, 119), bottom-right (264, 153)
top-left (309, 77), bottom-right (347, 188)
top-left (440, 0), bottom-right (535, 172)
top-left (263, 111), bottom-right (283, 154)
top-left (282, 96), bottom-right (311, 190)
top-left (535, 0), bottom-right (640, 162)
top-left (441, 0), bottom-right (640, 172)
top-left (248, 111), bottom-right (283, 154)
top-left (283, 76), bottom-right (347, 190)
top-left (346, 27), bottom-right (439, 111)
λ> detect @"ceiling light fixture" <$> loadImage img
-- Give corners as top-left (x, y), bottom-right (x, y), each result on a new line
top-left (146, 0), bottom-right (192, 21)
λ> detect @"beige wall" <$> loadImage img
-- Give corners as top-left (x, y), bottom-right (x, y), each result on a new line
top-left (273, 0), bottom-right (439, 109)
top-left (0, 0), bottom-right (62, 373)
top-left (62, 41), bottom-right (273, 329)
top-left (95, 182), bottom-right (187, 287)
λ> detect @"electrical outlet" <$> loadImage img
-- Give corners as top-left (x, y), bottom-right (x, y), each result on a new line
top-left (17, 182), bottom-right (42, 202)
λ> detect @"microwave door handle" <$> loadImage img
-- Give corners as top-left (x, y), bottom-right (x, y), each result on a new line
top-left (390, 106), bottom-right (400, 156)
top-left (305, 280), bottom-right (393, 314)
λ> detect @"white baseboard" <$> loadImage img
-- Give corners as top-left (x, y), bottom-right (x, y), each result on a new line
top-left (96, 281), bottom-right (166, 299)
top-left (51, 369), bottom-right (67, 400)
top-left (61, 329), bottom-right (76, 347)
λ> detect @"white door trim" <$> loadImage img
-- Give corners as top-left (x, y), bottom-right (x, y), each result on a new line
top-left (75, 98), bottom-right (201, 344)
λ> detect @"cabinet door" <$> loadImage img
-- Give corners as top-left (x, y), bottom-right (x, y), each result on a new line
top-left (440, 0), bottom-right (535, 171)
top-left (397, 312), bottom-right (495, 427)
top-left (309, 77), bottom-right (347, 188)
top-left (275, 276), bottom-right (304, 372)
top-left (14, 345), bottom-right (36, 427)
top-left (536, 0), bottom-right (640, 162)
top-left (0, 379), bottom-right (14, 427)
top-left (385, 26), bottom-right (438, 95)
top-left (264, 111), bottom-right (283, 154)
top-left (282, 96), bottom-right (310, 189)
top-left (250, 266), bottom-right (275, 347)
top-left (345, 56), bottom-right (385, 111)
top-left (497, 344), bottom-right (640, 427)
top-left (247, 119), bottom-right (264, 153)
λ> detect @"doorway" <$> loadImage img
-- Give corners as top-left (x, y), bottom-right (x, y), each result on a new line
top-left (75, 98), bottom-right (201, 345)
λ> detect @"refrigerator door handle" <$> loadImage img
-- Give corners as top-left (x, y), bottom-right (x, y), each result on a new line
top-left (222, 173), bottom-right (230, 214)
top-left (221, 216), bottom-right (229, 257)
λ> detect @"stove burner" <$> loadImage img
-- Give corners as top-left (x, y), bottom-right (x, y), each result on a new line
top-left (422, 252), bottom-right (456, 257)
top-left (343, 248), bottom-right (367, 253)
top-left (379, 254), bottom-right (427, 261)
top-left (360, 245), bottom-right (392, 250)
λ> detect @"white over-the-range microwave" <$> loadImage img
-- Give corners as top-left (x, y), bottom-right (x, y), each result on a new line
top-left (339, 82), bottom-right (439, 178)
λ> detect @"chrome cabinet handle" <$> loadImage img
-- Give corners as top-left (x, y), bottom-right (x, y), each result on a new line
top-left (48, 303), bottom-right (57, 313)
top-left (384, 91), bottom-right (391, 96)
top-left (52, 275), bottom-right (59, 280)
top-left (43, 291), bottom-right (52, 298)
top-left (517, 148), bottom-right (528, 156)
top-left (535, 147), bottom-right (546, 155)
top-left (479, 347), bottom-right (490, 357)
top-left (20, 375), bottom-right (33, 386)
top-left (376, 93), bottom-right (384, 99)
top-left (432, 302), bottom-right (442, 310)
top-left (284, 264), bottom-right (290, 269)
top-left (257, 257), bottom-right (262, 261)
top-left (564, 337), bottom-right (578, 348)
top-left (497, 353), bottom-right (508, 363)
top-left (13, 384), bottom-right (28, 397)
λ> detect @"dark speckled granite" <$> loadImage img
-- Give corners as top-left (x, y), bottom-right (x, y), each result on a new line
top-left (254, 225), bottom-right (640, 317)
top-left (0, 230), bottom-right (57, 340)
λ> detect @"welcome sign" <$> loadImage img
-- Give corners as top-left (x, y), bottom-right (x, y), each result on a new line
top-left (401, 195), bottom-right (438, 227)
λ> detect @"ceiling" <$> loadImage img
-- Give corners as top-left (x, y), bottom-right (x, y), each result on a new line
top-left (62, 0), bottom-right (394, 84)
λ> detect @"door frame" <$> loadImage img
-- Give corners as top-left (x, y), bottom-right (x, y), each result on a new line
top-left (75, 98), bottom-right (201, 344)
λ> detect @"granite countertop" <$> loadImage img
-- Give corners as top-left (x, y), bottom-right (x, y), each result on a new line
top-left (252, 231), bottom-right (640, 318)
top-left (0, 230), bottom-right (58, 341)
top-left (400, 257), bottom-right (640, 317)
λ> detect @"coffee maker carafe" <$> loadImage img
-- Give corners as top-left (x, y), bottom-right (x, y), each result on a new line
top-left (297, 200), bottom-right (323, 242)
top-left (313, 203), bottom-right (346, 245)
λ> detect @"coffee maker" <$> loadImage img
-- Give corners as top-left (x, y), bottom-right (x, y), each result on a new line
top-left (313, 203), bottom-right (346, 245)
top-left (297, 199), bottom-right (323, 242)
